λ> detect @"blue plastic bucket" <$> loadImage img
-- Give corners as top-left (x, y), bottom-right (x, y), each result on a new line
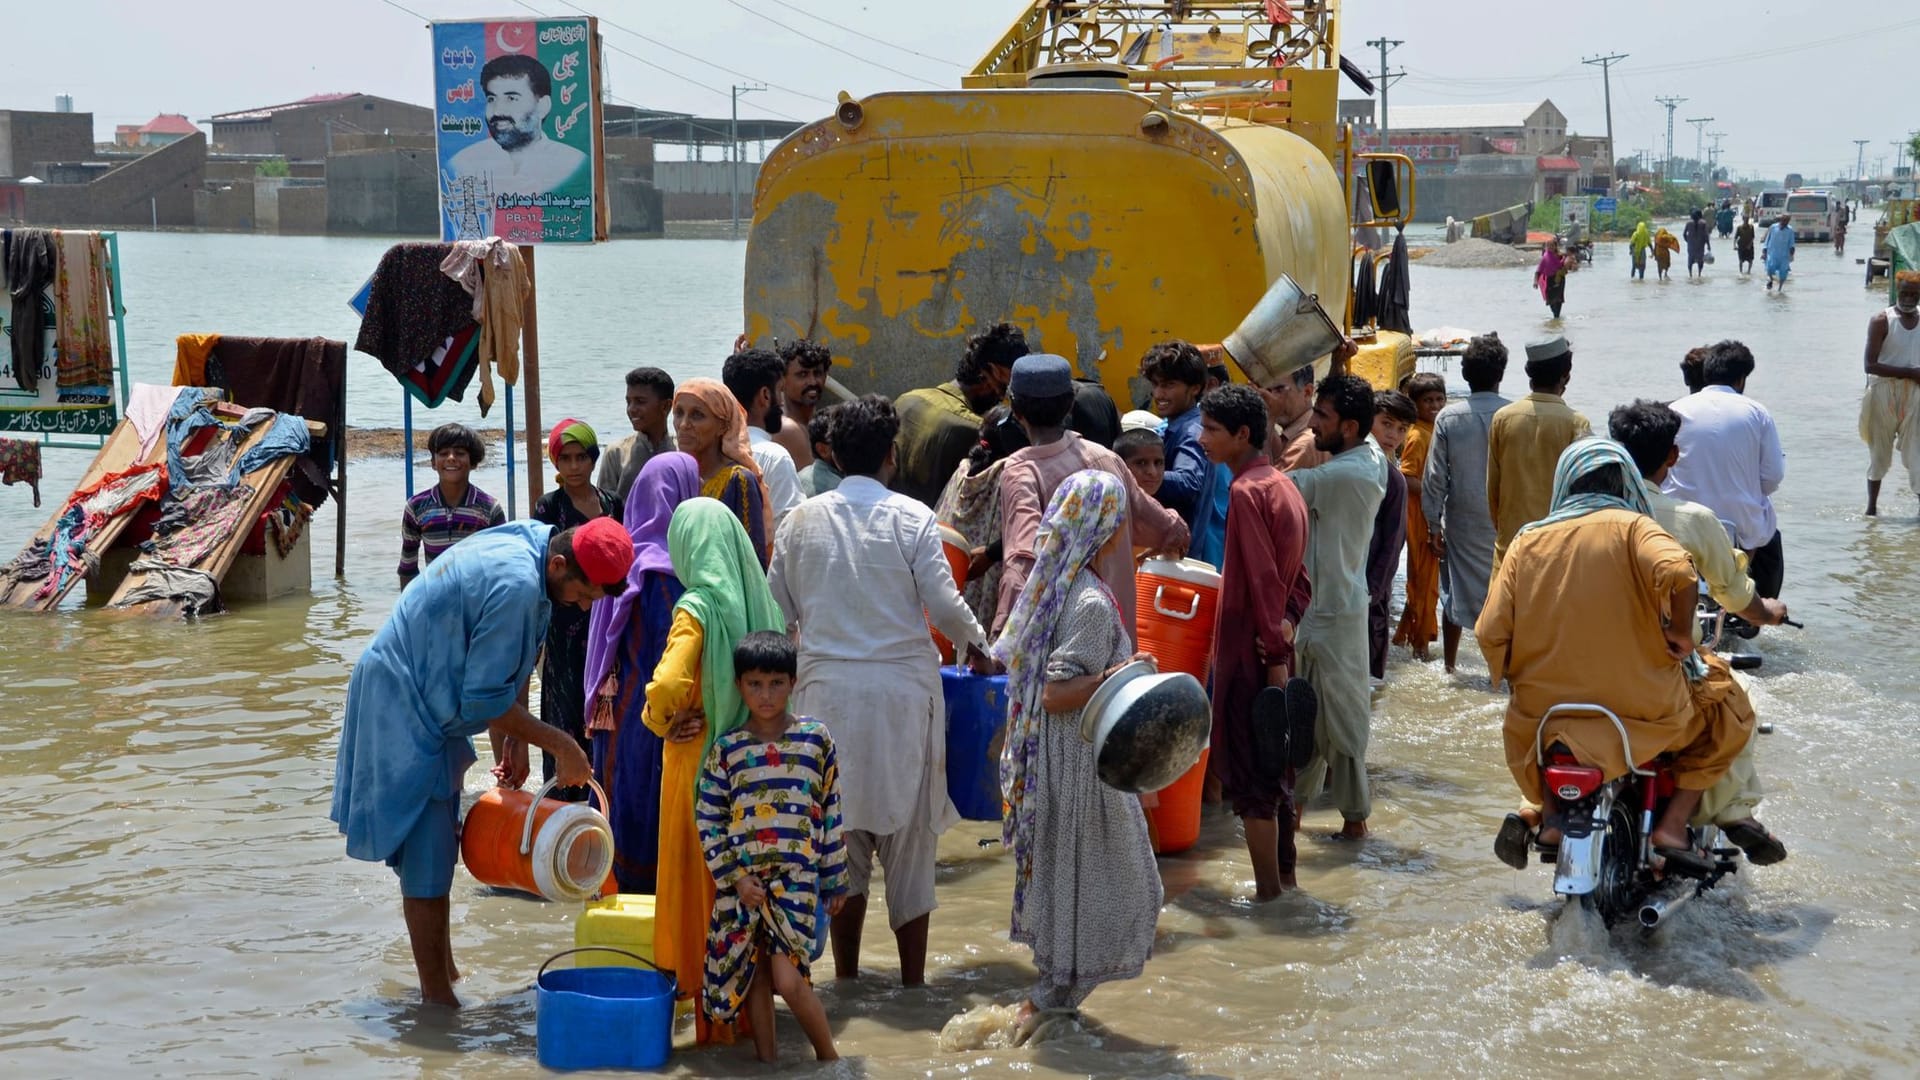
top-left (941, 666), bottom-right (1009, 821)
top-left (536, 946), bottom-right (676, 1071)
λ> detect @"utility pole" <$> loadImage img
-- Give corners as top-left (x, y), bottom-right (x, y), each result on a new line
top-left (730, 83), bottom-right (764, 240)
top-left (1707, 131), bottom-right (1726, 179)
top-left (1364, 37), bottom-right (1404, 148)
top-left (1655, 95), bottom-right (1686, 183)
top-left (1582, 53), bottom-right (1628, 190)
top-left (1893, 140), bottom-right (1908, 179)
top-left (1685, 116), bottom-right (1713, 185)
top-left (1854, 139), bottom-right (1871, 186)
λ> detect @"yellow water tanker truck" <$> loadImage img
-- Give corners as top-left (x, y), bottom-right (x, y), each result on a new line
top-left (743, 1), bottom-right (1414, 402)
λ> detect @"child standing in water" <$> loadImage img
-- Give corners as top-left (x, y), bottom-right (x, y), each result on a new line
top-left (696, 631), bottom-right (846, 1064)
top-left (397, 423), bottom-right (506, 586)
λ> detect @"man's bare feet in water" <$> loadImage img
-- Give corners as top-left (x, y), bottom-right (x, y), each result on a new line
top-left (1332, 818), bottom-right (1368, 842)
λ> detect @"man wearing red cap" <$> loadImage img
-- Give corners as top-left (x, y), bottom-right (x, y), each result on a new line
top-left (331, 516), bottom-right (632, 1007)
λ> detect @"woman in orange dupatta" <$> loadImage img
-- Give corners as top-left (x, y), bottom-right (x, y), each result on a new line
top-left (1393, 373), bottom-right (1447, 661)
top-left (671, 378), bottom-right (774, 566)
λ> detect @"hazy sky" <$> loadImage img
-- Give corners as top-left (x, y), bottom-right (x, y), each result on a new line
top-left (5, 1), bottom-right (1911, 179)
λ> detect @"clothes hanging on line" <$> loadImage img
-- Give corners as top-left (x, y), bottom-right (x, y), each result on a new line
top-left (353, 242), bottom-right (478, 407)
top-left (226, 412), bottom-right (311, 485)
top-left (4, 228), bottom-right (55, 392)
top-left (112, 557), bottom-right (221, 617)
top-left (1376, 228), bottom-right (1413, 334)
top-left (125, 383), bottom-right (189, 460)
top-left (1352, 250), bottom-right (1380, 327)
top-left (0, 438), bottom-right (42, 506)
top-left (440, 238), bottom-right (528, 417)
top-left (400, 326), bottom-right (481, 409)
top-left (173, 333), bottom-right (221, 387)
top-left (53, 230), bottom-right (113, 399)
top-left (200, 336), bottom-right (337, 504)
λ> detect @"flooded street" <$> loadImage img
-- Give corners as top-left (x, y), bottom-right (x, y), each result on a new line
top-left (2, 228), bottom-right (1916, 1078)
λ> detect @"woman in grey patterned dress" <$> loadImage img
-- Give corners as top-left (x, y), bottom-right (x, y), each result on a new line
top-left (990, 469), bottom-right (1162, 1030)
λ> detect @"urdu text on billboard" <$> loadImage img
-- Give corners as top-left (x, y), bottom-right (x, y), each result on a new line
top-left (432, 17), bottom-right (605, 244)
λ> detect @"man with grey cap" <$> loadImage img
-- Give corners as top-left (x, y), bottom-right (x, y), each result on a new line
top-left (1487, 335), bottom-right (1591, 576)
top-left (993, 354), bottom-right (1189, 637)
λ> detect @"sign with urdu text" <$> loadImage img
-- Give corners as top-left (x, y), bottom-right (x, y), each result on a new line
top-left (432, 17), bottom-right (606, 244)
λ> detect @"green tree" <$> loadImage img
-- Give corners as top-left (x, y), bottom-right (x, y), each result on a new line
top-left (255, 158), bottom-right (291, 178)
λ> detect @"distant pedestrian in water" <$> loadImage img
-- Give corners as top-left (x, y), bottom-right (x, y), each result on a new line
top-left (1534, 239), bottom-right (1568, 319)
top-left (1653, 226), bottom-right (1680, 280)
top-left (1735, 215), bottom-right (1757, 275)
top-left (1628, 220), bottom-right (1651, 280)
top-left (1683, 209), bottom-right (1713, 278)
top-left (1716, 202), bottom-right (1736, 238)
top-left (1763, 215), bottom-right (1796, 292)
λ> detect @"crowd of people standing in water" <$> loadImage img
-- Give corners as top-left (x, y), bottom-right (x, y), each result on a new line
top-left (1549, 195), bottom-right (1868, 318)
top-left (318, 275), bottom-right (1920, 1060)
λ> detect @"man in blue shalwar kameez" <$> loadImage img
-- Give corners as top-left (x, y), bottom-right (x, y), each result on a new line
top-left (331, 517), bottom-right (633, 1006)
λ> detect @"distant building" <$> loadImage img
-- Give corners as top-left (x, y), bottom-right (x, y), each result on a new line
top-left (114, 113), bottom-right (200, 148)
top-left (0, 108), bottom-right (95, 180)
top-left (1368, 101), bottom-right (1569, 156)
top-left (206, 93), bottom-right (432, 161)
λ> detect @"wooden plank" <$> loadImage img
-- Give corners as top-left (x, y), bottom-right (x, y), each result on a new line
top-left (0, 418), bottom-right (163, 610)
top-left (107, 415), bottom-right (326, 614)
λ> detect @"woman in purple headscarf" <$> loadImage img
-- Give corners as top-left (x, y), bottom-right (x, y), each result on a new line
top-left (584, 450), bottom-right (704, 893)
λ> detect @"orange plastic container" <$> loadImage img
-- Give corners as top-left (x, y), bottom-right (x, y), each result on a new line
top-left (1133, 558), bottom-right (1221, 853)
top-left (461, 779), bottom-right (615, 902)
top-left (1144, 748), bottom-right (1210, 854)
top-left (930, 524), bottom-right (972, 664)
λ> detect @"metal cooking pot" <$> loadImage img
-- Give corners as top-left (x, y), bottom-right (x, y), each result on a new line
top-left (1080, 659), bottom-right (1212, 793)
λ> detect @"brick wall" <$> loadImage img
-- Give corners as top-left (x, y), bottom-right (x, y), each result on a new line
top-left (325, 147), bottom-right (439, 236)
top-left (277, 186), bottom-right (327, 234)
top-left (21, 132), bottom-right (206, 227)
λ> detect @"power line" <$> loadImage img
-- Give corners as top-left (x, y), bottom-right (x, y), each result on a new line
top-left (1406, 18), bottom-right (1920, 88)
top-left (753, 0), bottom-right (965, 69)
top-left (377, 0), bottom-right (431, 21)
top-left (721, 0), bottom-right (946, 88)
top-left (533, 0), bottom-right (834, 105)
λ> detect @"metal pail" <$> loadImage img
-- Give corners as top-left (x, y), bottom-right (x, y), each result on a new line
top-left (1221, 273), bottom-right (1343, 387)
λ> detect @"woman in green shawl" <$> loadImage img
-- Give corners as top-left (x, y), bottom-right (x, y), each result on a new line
top-left (642, 497), bottom-right (785, 1045)
top-left (1628, 220), bottom-right (1652, 280)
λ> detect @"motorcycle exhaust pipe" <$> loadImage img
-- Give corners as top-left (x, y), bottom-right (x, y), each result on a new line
top-left (1637, 879), bottom-right (1695, 930)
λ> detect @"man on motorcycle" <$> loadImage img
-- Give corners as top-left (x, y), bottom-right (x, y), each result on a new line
top-left (1477, 439), bottom-right (1755, 870)
top-left (1609, 401), bottom-right (1789, 864)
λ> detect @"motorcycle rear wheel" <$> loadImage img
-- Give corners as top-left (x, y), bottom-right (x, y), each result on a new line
top-left (1579, 803), bottom-right (1642, 928)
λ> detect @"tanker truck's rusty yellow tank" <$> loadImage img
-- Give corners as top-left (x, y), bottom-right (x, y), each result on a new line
top-left (743, 1), bottom-right (1413, 402)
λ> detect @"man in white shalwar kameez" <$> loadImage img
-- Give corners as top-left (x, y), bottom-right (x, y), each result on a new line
top-left (1290, 375), bottom-right (1388, 840)
top-left (769, 395), bottom-right (987, 987)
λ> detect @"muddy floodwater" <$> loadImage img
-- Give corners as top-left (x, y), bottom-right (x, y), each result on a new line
top-left (2, 228), bottom-right (1916, 1077)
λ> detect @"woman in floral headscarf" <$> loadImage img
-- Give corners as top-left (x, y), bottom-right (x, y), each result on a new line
top-left (988, 468), bottom-right (1160, 1038)
top-left (532, 418), bottom-right (622, 798)
top-left (671, 378), bottom-right (773, 566)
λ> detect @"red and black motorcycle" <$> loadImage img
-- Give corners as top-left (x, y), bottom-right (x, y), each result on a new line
top-left (1497, 704), bottom-right (1759, 931)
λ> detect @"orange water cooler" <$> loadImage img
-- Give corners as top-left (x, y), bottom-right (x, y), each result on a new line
top-left (461, 779), bottom-right (616, 902)
top-left (1132, 558), bottom-right (1221, 854)
top-left (929, 524), bottom-right (971, 663)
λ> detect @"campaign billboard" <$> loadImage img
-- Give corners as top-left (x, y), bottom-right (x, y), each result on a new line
top-left (432, 17), bottom-right (606, 244)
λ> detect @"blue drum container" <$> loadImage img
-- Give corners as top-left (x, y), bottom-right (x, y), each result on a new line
top-left (940, 666), bottom-right (1009, 822)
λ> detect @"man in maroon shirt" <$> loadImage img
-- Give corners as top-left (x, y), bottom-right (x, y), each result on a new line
top-left (1199, 385), bottom-right (1313, 899)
